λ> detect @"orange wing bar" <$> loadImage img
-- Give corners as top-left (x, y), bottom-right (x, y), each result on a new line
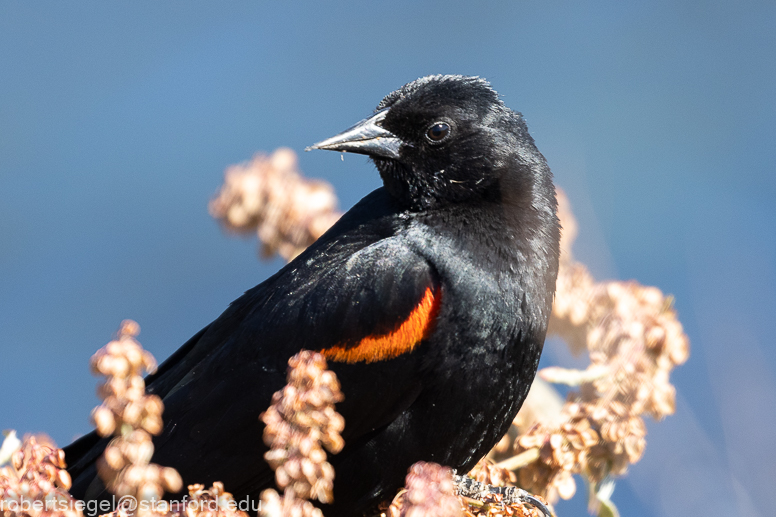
top-left (321, 287), bottom-right (441, 364)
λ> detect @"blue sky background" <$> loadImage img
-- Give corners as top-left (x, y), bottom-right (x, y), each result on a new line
top-left (1, 2), bottom-right (775, 516)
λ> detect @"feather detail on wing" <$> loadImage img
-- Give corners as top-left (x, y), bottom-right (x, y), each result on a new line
top-left (320, 286), bottom-right (441, 363)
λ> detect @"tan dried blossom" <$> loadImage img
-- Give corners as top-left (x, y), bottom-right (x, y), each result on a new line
top-left (260, 350), bottom-right (344, 515)
top-left (499, 190), bottom-right (690, 504)
top-left (91, 321), bottom-right (182, 515)
top-left (0, 434), bottom-right (82, 517)
top-left (382, 461), bottom-right (549, 517)
top-left (452, 469), bottom-right (551, 517)
top-left (460, 492), bottom-right (547, 517)
top-left (97, 482), bottom-right (249, 517)
top-left (467, 459), bottom-right (516, 488)
top-left (209, 149), bottom-right (342, 261)
top-left (387, 462), bottom-right (462, 517)
top-left (178, 483), bottom-right (248, 517)
top-left (90, 320), bottom-right (161, 438)
top-left (258, 489), bottom-right (322, 517)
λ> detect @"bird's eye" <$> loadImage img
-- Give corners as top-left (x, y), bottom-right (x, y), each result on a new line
top-left (425, 122), bottom-right (451, 143)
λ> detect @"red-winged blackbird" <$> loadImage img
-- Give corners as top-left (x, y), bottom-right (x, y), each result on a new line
top-left (66, 75), bottom-right (560, 516)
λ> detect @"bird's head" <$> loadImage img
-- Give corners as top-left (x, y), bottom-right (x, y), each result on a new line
top-left (308, 75), bottom-right (552, 211)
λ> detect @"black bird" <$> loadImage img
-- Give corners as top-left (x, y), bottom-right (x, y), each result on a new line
top-left (66, 75), bottom-right (560, 516)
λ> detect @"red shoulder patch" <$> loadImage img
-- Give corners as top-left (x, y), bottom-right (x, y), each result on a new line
top-left (320, 287), bottom-right (441, 364)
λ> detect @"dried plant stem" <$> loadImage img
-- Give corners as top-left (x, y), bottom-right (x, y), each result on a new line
top-left (494, 449), bottom-right (540, 472)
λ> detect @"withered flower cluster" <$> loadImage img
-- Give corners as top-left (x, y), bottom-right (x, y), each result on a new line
top-left (387, 462), bottom-right (462, 517)
top-left (461, 495), bottom-right (544, 517)
top-left (504, 191), bottom-right (690, 503)
top-left (97, 483), bottom-right (248, 517)
top-left (258, 489), bottom-right (321, 517)
top-left (0, 435), bottom-right (81, 517)
top-left (455, 460), bottom-right (550, 517)
top-left (385, 461), bottom-right (547, 517)
top-left (460, 492), bottom-right (545, 517)
top-left (466, 459), bottom-right (516, 489)
top-left (460, 493), bottom-right (546, 517)
top-left (209, 149), bottom-right (342, 260)
top-left (259, 351), bottom-right (345, 517)
top-left (177, 483), bottom-right (247, 517)
top-left (90, 320), bottom-right (162, 438)
top-left (90, 320), bottom-right (182, 511)
top-left (2, 322), bottom-right (255, 517)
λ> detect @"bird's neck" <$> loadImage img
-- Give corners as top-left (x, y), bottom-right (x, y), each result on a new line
top-left (418, 172), bottom-right (560, 321)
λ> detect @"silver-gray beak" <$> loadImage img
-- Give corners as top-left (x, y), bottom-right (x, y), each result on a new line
top-left (305, 108), bottom-right (402, 160)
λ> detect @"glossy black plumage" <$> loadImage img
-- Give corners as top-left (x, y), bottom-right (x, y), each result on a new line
top-left (65, 75), bottom-right (560, 516)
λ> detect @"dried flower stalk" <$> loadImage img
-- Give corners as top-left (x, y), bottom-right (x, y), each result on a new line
top-left (209, 149), bottom-right (342, 261)
top-left (90, 320), bottom-right (182, 515)
top-left (258, 488), bottom-right (322, 517)
top-left (259, 351), bottom-right (345, 517)
top-left (0, 434), bottom-right (82, 517)
top-left (385, 461), bottom-right (548, 517)
top-left (466, 459), bottom-right (517, 489)
top-left (387, 462), bottom-right (462, 517)
top-left (178, 482), bottom-right (248, 517)
top-left (454, 459), bottom-right (551, 517)
top-left (97, 482), bottom-right (250, 517)
top-left (500, 190), bottom-right (690, 505)
top-left (2, 322), bottom-right (254, 517)
top-left (89, 323), bottom-right (249, 517)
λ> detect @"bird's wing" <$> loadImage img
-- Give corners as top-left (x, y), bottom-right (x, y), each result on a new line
top-left (145, 215), bottom-right (440, 497)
